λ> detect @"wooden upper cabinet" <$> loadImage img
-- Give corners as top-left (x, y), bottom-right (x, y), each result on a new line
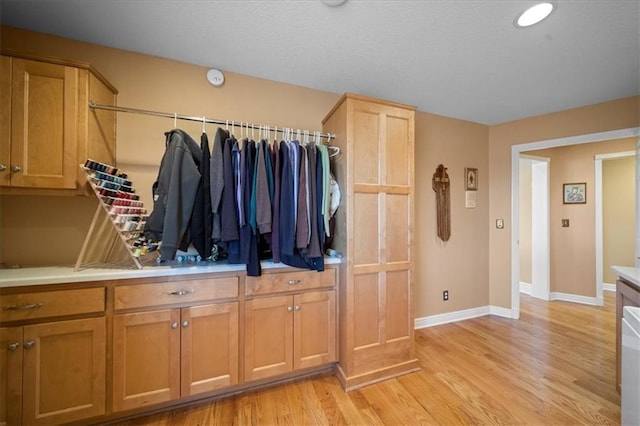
top-left (0, 53), bottom-right (117, 194)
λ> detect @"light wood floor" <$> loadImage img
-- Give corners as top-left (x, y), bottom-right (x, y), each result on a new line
top-left (115, 292), bottom-right (619, 425)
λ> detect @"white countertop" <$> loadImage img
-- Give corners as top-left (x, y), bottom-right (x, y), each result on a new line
top-left (0, 257), bottom-right (341, 288)
top-left (612, 265), bottom-right (640, 289)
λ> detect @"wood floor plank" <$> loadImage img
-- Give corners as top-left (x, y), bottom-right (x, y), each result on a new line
top-left (111, 292), bottom-right (620, 425)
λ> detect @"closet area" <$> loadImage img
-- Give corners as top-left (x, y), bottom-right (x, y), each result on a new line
top-left (86, 103), bottom-right (341, 275)
top-left (0, 45), bottom-right (418, 425)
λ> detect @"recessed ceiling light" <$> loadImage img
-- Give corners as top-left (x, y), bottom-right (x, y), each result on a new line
top-left (514, 2), bottom-right (556, 28)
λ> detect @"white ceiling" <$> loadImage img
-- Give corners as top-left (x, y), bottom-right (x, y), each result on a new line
top-left (1, 0), bottom-right (638, 125)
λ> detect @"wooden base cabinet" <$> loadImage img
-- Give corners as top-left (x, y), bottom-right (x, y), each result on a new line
top-left (111, 276), bottom-right (240, 412)
top-left (1, 318), bottom-right (106, 426)
top-left (616, 278), bottom-right (640, 392)
top-left (112, 302), bottom-right (239, 412)
top-left (244, 290), bottom-right (336, 382)
top-left (244, 268), bottom-right (338, 382)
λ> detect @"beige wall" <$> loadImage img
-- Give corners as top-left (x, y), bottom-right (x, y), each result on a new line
top-left (414, 112), bottom-right (490, 317)
top-left (603, 156), bottom-right (635, 283)
top-left (518, 160), bottom-right (532, 285)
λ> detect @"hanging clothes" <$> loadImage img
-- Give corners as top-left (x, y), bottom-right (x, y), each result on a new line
top-left (220, 135), bottom-right (239, 242)
top-left (210, 127), bottom-right (229, 241)
top-left (190, 132), bottom-right (213, 259)
top-left (271, 139), bottom-right (282, 263)
top-left (147, 126), bottom-right (337, 274)
top-left (305, 144), bottom-right (322, 258)
top-left (255, 140), bottom-right (272, 234)
top-left (295, 144), bottom-right (310, 249)
top-left (144, 129), bottom-right (202, 260)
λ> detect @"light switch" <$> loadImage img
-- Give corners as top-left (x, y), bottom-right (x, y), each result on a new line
top-left (562, 219), bottom-right (570, 227)
top-left (496, 219), bottom-right (504, 229)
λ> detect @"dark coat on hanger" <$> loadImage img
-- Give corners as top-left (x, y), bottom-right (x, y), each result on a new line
top-left (145, 129), bottom-right (202, 260)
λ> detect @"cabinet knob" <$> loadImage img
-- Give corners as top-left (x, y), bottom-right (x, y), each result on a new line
top-left (23, 340), bottom-right (35, 349)
top-left (295, 305), bottom-right (301, 311)
top-left (7, 342), bottom-right (20, 351)
top-left (287, 306), bottom-right (293, 312)
top-left (171, 321), bottom-right (179, 329)
top-left (287, 279), bottom-right (301, 285)
top-left (0, 164), bottom-right (6, 172)
top-left (10, 165), bottom-right (21, 173)
top-left (182, 320), bottom-right (189, 328)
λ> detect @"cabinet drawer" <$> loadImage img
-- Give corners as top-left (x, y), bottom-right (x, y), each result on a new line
top-left (0, 287), bottom-right (105, 323)
top-left (245, 268), bottom-right (336, 296)
top-left (114, 276), bottom-right (239, 310)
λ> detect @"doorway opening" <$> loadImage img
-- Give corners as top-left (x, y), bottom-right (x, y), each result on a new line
top-left (510, 127), bottom-right (639, 319)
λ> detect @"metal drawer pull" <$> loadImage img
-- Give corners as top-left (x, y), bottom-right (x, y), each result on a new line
top-left (2, 303), bottom-right (43, 311)
top-left (0, 164), bottom-right (6, 172)
top-left (10, 165), bottom-right (21, 173)
top-left (23, 340), bottom-right (35, 349)
top-left (182, 320), bottom-right (189, 328)
top-left (168, 289), bottom-right (194, 296)
top-left (171, 322), bottom-right (179, 329)
top-left (7, 342), bottom-right (20, 351)
top-left (287, 279), bottom-right (301, 285)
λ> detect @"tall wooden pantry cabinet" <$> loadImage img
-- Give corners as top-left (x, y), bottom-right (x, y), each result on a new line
top-left (322, 93), bottom-right (419, 391)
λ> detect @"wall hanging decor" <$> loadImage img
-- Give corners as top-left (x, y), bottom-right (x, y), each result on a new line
top-left (563, 182), bottom-right (586, 204)
top-left (432, 164), bottom-right (451, 241)
top-left (465, 167), bottom-right (478, 190)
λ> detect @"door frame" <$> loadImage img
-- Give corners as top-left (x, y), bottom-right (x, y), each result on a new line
top-left (519, 155), bottom-right (551, 301)
top-left (510, 127), bottom-right (639, 319)
top-left (595, 150), bottom-right (636, 302)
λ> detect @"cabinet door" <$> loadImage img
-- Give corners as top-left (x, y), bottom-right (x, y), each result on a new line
top-left (0, 327), bottom-right (22, 426)
top-left (244, 295), bottom-right (293, 381)
top-left (10, 58), bottom-right (79, 189)
top-left (21, 317), bottom-right (105, 425)
top-left (0, 56), bottom-right (10, 187)
top-left (350, 100), bottom-right (415, 370)
top-left (112, 309), bottom-right (180, 412)
top-left (181, 302), bottom-right (239, 396)
top-left (294, 290), bottom-right (336, 370)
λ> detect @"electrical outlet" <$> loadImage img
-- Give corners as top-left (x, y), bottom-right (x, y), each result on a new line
top-left (443, 290), bottom-right (449, 301)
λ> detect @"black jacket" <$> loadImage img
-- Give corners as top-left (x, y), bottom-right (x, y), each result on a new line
top-left (145, 129), bottom-right (202, 260)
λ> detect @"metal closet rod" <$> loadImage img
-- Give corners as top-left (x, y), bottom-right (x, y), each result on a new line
top-left (88, 102), bottom-right (336, 140)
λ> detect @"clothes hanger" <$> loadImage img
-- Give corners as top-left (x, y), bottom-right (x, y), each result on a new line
top-left (202, 116), bottom-right (206, 133)
top-left (173, 113), bottom-right (177, 129)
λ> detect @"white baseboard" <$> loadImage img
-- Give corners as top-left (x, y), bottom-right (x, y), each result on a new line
top-left (414, 305), bottom-right (513, 329)
top-left (603, 283), bottom-right (616, 292)
top-left (489, 305), bottom-right (514, 319)
top-left (519, 281), bottom-right (532, 295)
top-left (549, 292), bottom-right (600, 306)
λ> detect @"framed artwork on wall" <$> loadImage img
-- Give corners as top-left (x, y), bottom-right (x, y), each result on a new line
top-left (563, 182), bottom-right (586, 204)
top-left (465, 167), bottom-right (478, 191)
